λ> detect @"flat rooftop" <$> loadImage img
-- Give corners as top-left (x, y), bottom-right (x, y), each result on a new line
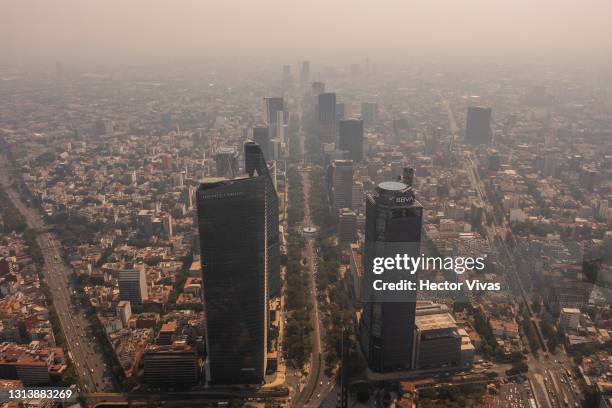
top-left (416, 312), bottom-right (457, 331)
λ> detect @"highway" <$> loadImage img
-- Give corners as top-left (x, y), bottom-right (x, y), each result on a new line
top-left (0, 153), bottom-right (112, 397)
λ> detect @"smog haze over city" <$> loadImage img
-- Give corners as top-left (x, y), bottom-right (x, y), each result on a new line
top-left (2, 0), bottom-right (612, 65)
top-left (0, 1), bottom-right (611, 408)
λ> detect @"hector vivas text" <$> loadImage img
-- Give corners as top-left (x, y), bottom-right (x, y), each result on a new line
top-left (371, 254), bottom-right (501, 292)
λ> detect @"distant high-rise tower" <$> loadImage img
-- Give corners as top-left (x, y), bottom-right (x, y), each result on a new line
top-left (361, 102), bottom-right (378, 127)
top-left (252, 125), bottom-right (271, 160)
top-left (311, 81), bottom-right (326, 114)
top-left (335, 103), bottom-right (346, 123)
top-left (465, 107), bottom-right (492, 145)
top-left (300, 60), bottom-right (310, 87)
top-left (331, 160), bottom-right (354, 215)
top-left (312, 81), bottom-right (325, 96)
top-left (338, 208), bottom-right (358, 245)
top-left (214, 147), bottom-right (239, 178)
top-left (360, 180), bottom-right (423, 372)
top-left (282, 65), bottom-right (291, 84)
top-left (244, 141), bottom-right (280, 298)
top-left (338, 119), bottom-right (364, 162)
top-left (264, 97), bottom-right (284, 139)
top-left (392, 118), bottom-right (410, 143)
top-left (196, 142), bottom-right (279, 384)
top-left (274, 110), bottom-right (285, 146)
top-left (317, 92), bottom-right (337, 142)
top-left (119, 268), bottom-right (148, 305)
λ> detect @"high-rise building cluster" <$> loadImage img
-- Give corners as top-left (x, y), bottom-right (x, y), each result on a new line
top-left (0, 57), bottom-right (609, 408)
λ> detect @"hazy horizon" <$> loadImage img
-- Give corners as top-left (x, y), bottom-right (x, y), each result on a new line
top-left (2, 0), bottom-right (612, 66)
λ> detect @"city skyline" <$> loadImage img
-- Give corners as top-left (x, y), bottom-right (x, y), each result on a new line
top-left (0, 4), bottom-right (610, 405)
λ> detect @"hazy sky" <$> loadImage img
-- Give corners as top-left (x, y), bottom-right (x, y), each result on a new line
top-left (2, 0), bottom-right (612, 65)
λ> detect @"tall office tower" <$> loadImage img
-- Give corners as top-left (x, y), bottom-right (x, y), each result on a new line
top-left (300, 60), bottom-right (310, 87)
top-left (162, 214), bottom-right (173, 239)
top-left (360, 180), bottom-right (423, 372)
top-left (197, 142), bottom-right (279, 384)
top-left (214, 147), bottom-right (239, 178)
top-left (252, 125), bottom-right (271, 160)
top-left (312, 81), bottom-right (325, 96)
top-left (119, 268), bottom-right (148, 305)
top-left (470, 202), bottom-right (484, 227)
top-left (275, 110), bottom-right (285, 145)
top-left (392, 118), bottom-right (410, 143)
top-left (465, 107), bottom-right (492, 145)
top-left (580, 166), bottom-right (599, 192)
top-left (264, 97), bottom-right (284, 139)
top-left (542, 152), bottom-right (557, 177)
top-left (318, 92), bottom-right (337, 142)
top-left (425, 126), bottom-right (442, 154)
top-left (352, 180), bottom-right (365, 213)
top-left (335, 103), bottom-right (346, 123)
top-left (197, 175), bottom-right (268, 384)
top-left (93, 119), bottom-right (106, 137)
top-left (137, 210), bottom-right (154, 239)
top-left (282, 65), bottom-right (291, 83)
top-left (244, 141), bottom-right (280, 298)
top-left (338, 119), bottom-right (364, 162)
top-left (338, 208), bottom-right (358, 245)
top-left (361, 102), bottom-right (378, 127)
top-left (311, 81), bottom-right (325, 112)
top-left (331, 160), bottom-right (354, 215)
top-left (266, 160), bottom-right (278, 191)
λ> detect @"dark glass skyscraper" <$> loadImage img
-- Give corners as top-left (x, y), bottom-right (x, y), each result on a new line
top-left (196, 142), bottom-right (279, 384)
top-left (264, 97), bottom-right (284, 139)
top-left (252, 125), bottom-right (270, 160)
top-left (245, 141), bottom-right (280, 297)
top-left (465, 106), bottom-right (492, 145)
top-left (317, 92), bottom-right (337, 142)
top-left (197, 176), bottom-right (267, 384)
top-left (360, 179), bottom-right (423, 372)
top-left (338, 118), bottom-right (364, 162)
